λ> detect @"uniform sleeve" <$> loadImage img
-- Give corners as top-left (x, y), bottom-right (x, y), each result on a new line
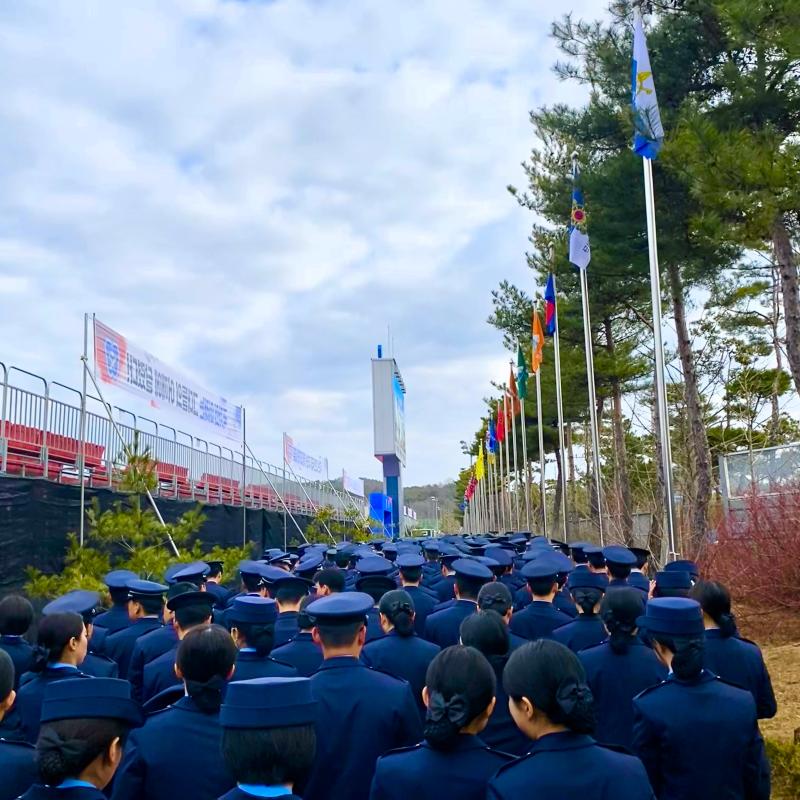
top-left (368, 759), bottom-right (393, 800)
top-left (127, 645), bottom-right (145, 703)
top-left (755, 654), bottom-right (777, 719)
top-left (631, 700), bottom-right (663, 798)
top-left (486, 777), bottom-right (506, 800)
top-left (394, 683), bottom-right (423, 747)
top-left (110, 730), bottom-right (147, 800)
top-left (422, 617), bottom-right (437, 646)
top-left (743, 722), bottom-right (770, 800)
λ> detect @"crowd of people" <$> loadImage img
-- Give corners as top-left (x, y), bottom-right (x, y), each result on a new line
top-left (0, 533), bottom-right (777, 800)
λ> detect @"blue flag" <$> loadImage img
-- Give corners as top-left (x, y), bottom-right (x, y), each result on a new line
top-left (569, 161), bottom-right (591, 269)
top-left (487, 419), bottom-right (497, 455)
top-left (632, 7), bottom-right (664, 159)
top-left (544, 273), bottom-right (556, 336)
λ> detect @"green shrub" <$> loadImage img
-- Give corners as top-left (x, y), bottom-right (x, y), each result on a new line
top-left (767, 738), bottom-right (800, 800)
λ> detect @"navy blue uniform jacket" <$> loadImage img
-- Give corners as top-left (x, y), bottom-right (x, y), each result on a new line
top-left (487, 731), bottom-right (655, 800)
top-left (104, 617), bottom-right (163, 679)
top-left (551, 615), bottom-right (607, 653)
top-left (16, 667), bottom-right (92, 743)
top-left (205, 581), bottom-right (232, 609)
top-left (218, 792), bottom-right (301, 800)
top-left (0, 637), bottom-right (34, 689)
top-left (80, 651), bottom-right (119, 678)
top-left (365, 608), bottom-right (385, 643)
top-left (111, 696), bottom-right (234, 800)
top-left (302, 656), bottom-right (422, 800)
top-left (270, 632), bottom-right (323, 677)
top-left (0, 738), bottom-right (37, 800)
top-left (273, 611), bottom-right (299, 648)
top-left (92, 604), bottom-right (131, 637)
top-left (361, 631), bottom-right (440, 714)
top-left (433, 575), bottom-right (457, 603)
top-left (632, 670), bottom-right (769, 800)
top-left (128, 625), bottom-right (178, 702)
top-left (231, 651), bottom-right (298, 681)
top-left (402, 585), bottom-right (437, 636)
top-left (370, 735), bottom-right (513, 800)
top-left (423, 599), bottom-right (477, 648)
top-left (578, 638), bottom-right (667, 750)
top-left (19, 786), bottom-right (107, 800)
top-left (479, 658), bottom-right (530, 757)
top-left (702, 630), bottom-right (777, 719)
top-left (554, 589), bottom-right (578, 618)
top-left (508, 601), bottom-right (571, 641)
top-left (141, 646), bottom-right (180, 704)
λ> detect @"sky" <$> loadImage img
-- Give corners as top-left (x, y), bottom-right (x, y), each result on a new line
top-left (0, 0), bottom-right (602, 486)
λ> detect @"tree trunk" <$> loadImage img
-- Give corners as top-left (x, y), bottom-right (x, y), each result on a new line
top-left (604, 317), bottom-right (634, 544)
top-left (773, 216), bottom-right (800, 397)
top-left (666, 261), bottom-right (711, 549)
top-left (648, 394), bottom-right (665, 564)
top-left (770, 264), bottom-right (783, 439)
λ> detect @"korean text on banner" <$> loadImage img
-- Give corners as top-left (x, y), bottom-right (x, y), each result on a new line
top-left (342, 470), bottom-right (365, 498)
top-left (93, 318), bottom-right (243, 441)
top-left (283, 434), bottom-right (327, 481)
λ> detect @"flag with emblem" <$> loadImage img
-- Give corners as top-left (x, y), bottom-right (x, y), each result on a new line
top-left (632, 8), bottom-right (664, 159)
top-left (569, 161), bottom-right (591, 269)
top-left (475, 442), bottom-right (486, 481)
top-left (516, 345), bottom-right (529, 402)
top-left (531, 309), bottom-right (544, 373)
top-left (544, 273), bottom-right (557, 336)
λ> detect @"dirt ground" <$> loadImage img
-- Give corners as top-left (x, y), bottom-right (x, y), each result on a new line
top-left (761, 643), bottom-right (800, 743)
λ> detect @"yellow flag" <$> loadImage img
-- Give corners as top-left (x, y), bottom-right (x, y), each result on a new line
top-left (531, 308), bottom-right (544, 373)
top-left (475, 442), bottom-right (486, 481)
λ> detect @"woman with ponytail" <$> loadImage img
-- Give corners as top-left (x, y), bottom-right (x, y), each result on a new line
top-left (15, 613), bottom-right (91, 744)
top-left (690, 581), bottom-right (777, 719)
top-left (632, 598), bottom-right (770, 800)
top-left (369, 645), bottom-right (512, 800)
top-left (361, 590), bottom-right (440, 716)
top-left (577, 588), bottom-right (666, 749)
top-left (18, 678), bottom-right (141, 800)
top-left (488, 640), bottom-right (654, 800)
top-left (111, 625), bottom-right (237, 800)
top-left (552, 571), bottom-right (609, 653)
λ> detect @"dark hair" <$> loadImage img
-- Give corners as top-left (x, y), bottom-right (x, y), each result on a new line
top-left (136, 595), bottom-right (164, 616)
top-left (174, 604), bottom-right (213, 631)
top-left (651, 633), bottom-right (705, 681)
top-left (607, 562), bottom-right (632, 581)
top-left (527, 576), bottom-right (557, 597)
top-left (313, 569), bottom-right (345, 593)
top-left (207, 564), bottom-right (223, 579)
top-left (108, 587), bottom-right (131, 606)
top-left (600, 588), bottom-right (644, 654)
top-left (176, 625), bottom-right (237, 713)
top-left (241, 574), bottom-right (263, 593)
top-left (0, 595), bottom-right (34, 636)
top-left (233, 621), bottom-right (275, 657)
top-left (222, 725), bottom-right (315, 785)
top-left (359, 582), bottom-right (390, 606)
top-left (477, 583), bottom-right (513, 616)
top-left (653, 584), bottom-right (689, 600)
top-left (0, 649), bottom-right (14, 700)
top-left (379, 590), bottom-right (415, 637)
top-left (315, 619), bottom-right (364, 648)
top-left (455, 574), bottom-right (488, 601)
top-left (37, 717), bottom-right (129, 786)
top-left (571, 587), bottom-right (603, 616)
top-left (276, 585), bottom-right (308, 605)
top-left (504, 640), bottom-right (595, 735)
top-left (572, 550), bottom-right (588, 565)
top-left (459, 611), bottom-right (510, 674)
top-left (398, 565), bottom-right (422, 583)
top-left (690, 581), bottom-right (737, 638)
top-left (32, 613), bottom-right (84, 672)
top-left (423, 646), bottom-right (495, 750)
top-left (297, 595), bottom-right (314, 631)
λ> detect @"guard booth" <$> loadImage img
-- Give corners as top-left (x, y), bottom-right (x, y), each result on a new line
top-left (369, 492), bottom-right (393, 539)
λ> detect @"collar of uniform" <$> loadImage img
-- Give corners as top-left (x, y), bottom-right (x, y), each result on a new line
top-left (455, 599), bottom-right (477, 608)
top-left (666, 668), bottom-right (716, 687)
top-left (576, 614), bottom-right (600, 622)
top-left (0, 635), bottom-right (23, 642)
top-left (238, 650), bottom-right (266, 661)
top-left (526, 601), bottom-right (556, 612)
top-left (292, 631), bottom-right (313, 641)
top-left (528, 731), bottom-right (595, 754)
top-left (317, 655), bottom-right (363, 671)
top-left (423, 734), bottom-right (486, 753)
top-left (237, 785), bottom-right (293, 798)
top-left (278, 611), bottom-right (298, 619)
top-left (173, 695), bottom-right (208, 714)
top-left (704, 628), bottom-right (724, 639)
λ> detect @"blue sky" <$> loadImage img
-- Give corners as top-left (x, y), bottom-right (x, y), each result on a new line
top-left (0, 0), bottom-right (599, 485)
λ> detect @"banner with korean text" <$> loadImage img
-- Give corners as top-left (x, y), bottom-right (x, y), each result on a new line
top-left (93, 318), bottom-right (243, 441)
top-left (283, 434), bottom-right (327, 481)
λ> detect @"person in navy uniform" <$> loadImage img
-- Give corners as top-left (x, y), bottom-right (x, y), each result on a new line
top-left (204, 561), bottom-right (233, 609)
top-left (602, 546), bottom-right (636, 590)
top-left (632, 597), bottom-right (769, 800)
top-left (272, 575), bottom-right (311, 647)
top-left (217, 677), bottom-right (317, 800)
top-left (141, 589), bottom-right (217, 702)
top-left (424, 559), bottom-right (492, 648)
top-left (508, 556), bottom-right (572, 641)
top-left (370, 645), bottom-right (512, 800)
top-left (301, 592), bottom-right (421, 800)
top-left (488, 640), bottom-right (655, 800)
top-left (689, 580), bottom-right (777, 719)
top-left (476, 582), bottom-right (528, 650)
top-left (17, 677), bottom-right (142, 800)
top-left (552, 571), bottom-right (608, 653)
top-left (41, 591), bottom-right (118, 678)
top-left (361, 590), bottom-right (440, 717)
top-left (354, 557), bottom-right (397, 643)
top-left (432, 552), bottom-right (460, 603)
top-left (91, 571), bottom-right (137, 640)
top-left (312, 568), bottom-right (344, 598)
top-left (578, 588), bottom-right (667, 749)
top-left (0, 650), bottom-right (37, 800)
top-left (459, 611), bottom-right (530, 756)
top-left (15, 613), bottom-right (91, 744)
top-left (651, 570), bottom-right (691, 599)
top-left (396, 554), bottom-right (438, 635)
top-left (0, 595), bottom-right (35, 689)
top-left (271, 597), bottom-right (323, 677)
top-left (171, 561), bottom-right (210, 589)
top-left (663, 559), bottom-right (699, 582)
top-left (226, 596), bottom-right (298, 681)
top-left (104, 580), bottom-right (167, 679)
top-left (112, 625), bottom-right (237, 800)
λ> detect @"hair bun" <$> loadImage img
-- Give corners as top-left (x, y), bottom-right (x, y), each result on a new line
top-left (426, 690), bottom-right (470, 728)
top-left (555, 679), bottom-right (593, 717)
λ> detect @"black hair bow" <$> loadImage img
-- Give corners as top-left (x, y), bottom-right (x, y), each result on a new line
top-left (426, 690), bottom-right (470, 727)
top-left (555, 680), bottom-right (593, 716)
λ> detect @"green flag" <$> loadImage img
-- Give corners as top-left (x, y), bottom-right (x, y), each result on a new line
top-left (516, 345), bottom-right (529, 401)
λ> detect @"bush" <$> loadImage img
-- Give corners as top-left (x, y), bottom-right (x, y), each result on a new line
top-left (767, 738), bottom-right (800, 800)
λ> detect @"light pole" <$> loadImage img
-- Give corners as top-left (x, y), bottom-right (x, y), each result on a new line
top-left (430, 495), bottom-right (439, 531)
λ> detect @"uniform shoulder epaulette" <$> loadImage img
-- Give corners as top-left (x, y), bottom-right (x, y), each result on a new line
top-left (632, 677), bottom-right (669, 701)
top-left (268, 657), bottom-right (296, 669)
top-left (365, 665), bottom-right (411, 686)
top-left (380, 742), bottom-right (424, 758)
top-left (577, 640), bottom-right (605, 654)
top-left (88, 652), bottom-right (116, 664)
top-left (736, 635), bottom-right (760, 648)
top-left (0, 737), bottom-right (35, 750)
top-left (597, 741), bottom-right (635, 756)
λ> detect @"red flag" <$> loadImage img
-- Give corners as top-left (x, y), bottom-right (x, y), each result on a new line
top-left (496, 404), bottom-right (506, 442)
top-left (508, 366), bottom-right (520, 416)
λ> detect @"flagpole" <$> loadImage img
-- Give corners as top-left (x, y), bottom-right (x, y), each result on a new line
top-left (496, 422), bottom-right (506, 531)
top-left (535, 306), bottom-right (547, 537)
top-left (549, 261), bottom-right (569, 541)
top-left (508, 369), bottom-right (522, 529)
top-left (633, 2), bottom-right (677, 561)
top-left (503, 394), bottom-right (511, 530)
top-left (519, 393), bottom-right (532, 532)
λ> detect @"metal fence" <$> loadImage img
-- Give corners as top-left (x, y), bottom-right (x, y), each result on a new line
top-left (0, 362), bottom-right (364, 521)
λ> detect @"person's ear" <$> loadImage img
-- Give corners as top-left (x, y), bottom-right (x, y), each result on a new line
top-left (356, 625), bottom-right (367, 647)
top-left (227, 664), bottom-right (236, 680)
top-left (174, 662), bottom-right (184, 680)
top-left (311, 627), bottom-right (323, 646)
top-left (422, 686), bottom-right (430, 708)
top-left (505, 608), bottom-right (513, 623)
top-left (514, 696), bottom-right (535, 720)
top-left (107, 736), bottom-right (122, 769)
top-left (1, 689), bottom-right (16, 713)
